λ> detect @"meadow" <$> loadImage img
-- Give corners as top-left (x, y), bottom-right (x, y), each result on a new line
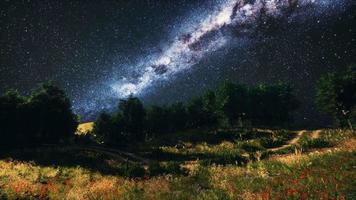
top-left (0, 129), bottom-right (355, 200)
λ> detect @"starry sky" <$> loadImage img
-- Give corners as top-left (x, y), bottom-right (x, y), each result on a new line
top-left (1, 0), bottom-right (355, 124)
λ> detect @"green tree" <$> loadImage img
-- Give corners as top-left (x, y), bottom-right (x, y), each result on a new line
top-left (28, 83), bottom-right (78, 143)
top-left (187, 97), bottom-right (207, 128)
top-left (0, 90), bottom-right (27, 145)
top-left (316, 65), bottom-right (356, 130)
top-left (167, 102), bottom-right (188, 132)
top-left (93, 112), bottom-right (127, 146)
top-left (146, 105), bottom-right (169, 135)
top-left (119, 96), bottom-right (146, 142)
top-left (201, 90), bottom-right (218, 126)
top-left (215, 82), bottom-right (248, 127)
top-left (248, 82), bottom-right (299, 127)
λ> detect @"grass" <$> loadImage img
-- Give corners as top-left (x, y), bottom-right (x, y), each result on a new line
top-left (0, 129), bottom-right (355, 199)
top-left (272, 129), bottom-right (354, 155)
top-left (76, 122), bottom-right (94, 135)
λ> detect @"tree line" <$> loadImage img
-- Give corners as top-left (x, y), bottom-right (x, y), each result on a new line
top-left (0, 83), bottom-right (78, 147)
top-left (93, 81), bottom-right (300, 148)
top-left (316, 65), bottom-right (356, 131)
top-left (0, 65), bottom-right (354, 148)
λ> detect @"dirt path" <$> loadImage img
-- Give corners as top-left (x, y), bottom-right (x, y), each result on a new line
top-left (41, 144), bottom-right (151, 165)
top-left (270, 137), bottom-right (356, 164)
top-left (267, 130), bottom-right (306, 152)
top-left (85, 145), bottom-right (151, 164)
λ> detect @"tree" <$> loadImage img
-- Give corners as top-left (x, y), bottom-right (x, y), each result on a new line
top-left (0, 90), bottom-right (27, 145)
top-left (93, 112), bottom-right (127, 146)
top-left (186, 97), bottom-right (207, 128)
top-left (248, 82), bottom-right (299, 127)
top-left (167, 102), bottom-right (188, 132)
top-left (201, 90), bottom-right (218, 126)
top-left (215, 82), bottom-right (248, 127)
top-left (119, 96), bottom-right (146, 142)
top-left (316, 65), bottom-right (356, 130)
top-left (146, 105), bottom-right (169, 135)
top-left (27, 83), bottom-right (78, 143)
top-left (0, 83), bottom-right (78, 146)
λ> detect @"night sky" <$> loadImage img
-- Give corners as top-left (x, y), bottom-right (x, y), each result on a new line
top-left (1, 0), bottom-right (355, 124)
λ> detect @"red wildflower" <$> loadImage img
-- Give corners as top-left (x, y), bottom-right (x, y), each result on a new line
top-left (321, 189), bottom-right (328, 200)
top-left (300, 192), bottom-right (308, 200)
top-left (286, 188), bottom-right (297, 196)
top-left (300, 174), bottom-right (306, 179)
top-left (261, 192), bottom-right (269, 200)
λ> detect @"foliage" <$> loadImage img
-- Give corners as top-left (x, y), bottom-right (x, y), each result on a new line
top-left (94, 81), bottom-right (299, 149)
top-left (93, 96), bottom-right (147, 147)
top-left (316, 65), bottom-right (356, 129)
top-left (0, 83), bottom-right (78, 146)
top-left (215, 82), bottom-right (248, 127)
top-left (119, 96), bottom-right (146, 142)
top-left (248, 82), bottom-right (300, 127)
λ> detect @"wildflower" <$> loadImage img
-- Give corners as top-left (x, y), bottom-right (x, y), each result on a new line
top-left (260, 192), bottom-right (269, 200)
top-left (286, 188), bottom-right (297, 196)
top-left (321, 188), bottom-right (328, 200)
top-left (300, 174), bottom-right (306, 179)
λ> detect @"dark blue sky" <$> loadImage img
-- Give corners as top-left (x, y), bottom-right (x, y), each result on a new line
top-left (1, 0), bottom-right (355, 124)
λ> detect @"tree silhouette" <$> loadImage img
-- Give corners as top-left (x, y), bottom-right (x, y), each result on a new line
top-left (0, 83), bottom-right (78, 146)
top-left (316, 65), bottom-right (356, 130)
top-left (28, 83), bottom-right (78, 143)
top-left (119, 96), bottom-right (146, 142)
top-left (215, 82), bottom-right (248, 127)
top-left (0, 90), bottom-right (26, 146)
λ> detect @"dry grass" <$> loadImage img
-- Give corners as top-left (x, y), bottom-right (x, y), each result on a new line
top-left (76, 122), bottom-right (94, 135)
top-left (0, 129), bottom-right (355, 199)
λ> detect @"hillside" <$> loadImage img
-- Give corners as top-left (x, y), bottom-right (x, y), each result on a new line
top-left (0, 129), bottom-right (355, 199)
top-left (76, 122), bottom-right (94, 135)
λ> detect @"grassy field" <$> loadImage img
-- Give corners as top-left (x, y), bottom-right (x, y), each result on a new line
top-left (0, 129), bottom-right (355, 199)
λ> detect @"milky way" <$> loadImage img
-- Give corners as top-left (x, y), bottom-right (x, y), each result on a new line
top-left (109, 0), bottom-right (347, 99)
top-left (2, 0), bottom-right (353, 121)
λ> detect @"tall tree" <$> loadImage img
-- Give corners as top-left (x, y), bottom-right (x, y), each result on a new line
top-left (316, 65), bottom-right (356, 130)
top-left (215, 82), bottom-right (248, 127)
top-left (0, 90), bottom-right (27, 145)
top-left (28, 83), bottom-right (78, 143)
top-left (119, 96), bottom-right (146, 142)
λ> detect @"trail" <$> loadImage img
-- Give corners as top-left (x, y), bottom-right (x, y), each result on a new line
top-left (267, 130), bottom-right (306, 152)
top-left (270, 134), bottom-right (356, 164)
top-left (83, 145), bottom-right (151, 164)
top-left (42, 144), bottom-right (151, 165)
top-left (267, 129), bottom-right (325, 152)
